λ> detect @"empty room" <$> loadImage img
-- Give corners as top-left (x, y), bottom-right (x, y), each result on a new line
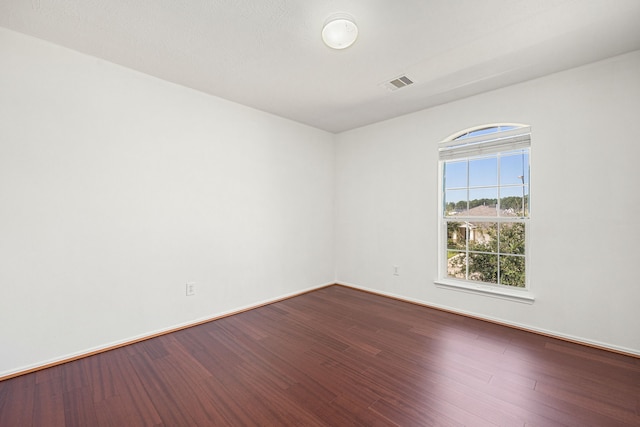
top-left (1, 1), bottom-right (639, 425)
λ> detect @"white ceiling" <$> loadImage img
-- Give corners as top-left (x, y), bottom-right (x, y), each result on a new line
top-left (1, 0), bottom-right (639, 133)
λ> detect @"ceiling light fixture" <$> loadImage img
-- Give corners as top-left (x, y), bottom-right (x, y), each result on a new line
top-left (322, 13), bottom-right (358, 50)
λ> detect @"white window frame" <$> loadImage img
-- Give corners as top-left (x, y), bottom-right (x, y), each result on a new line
top-left (435, 124), bottom-right (534, 304)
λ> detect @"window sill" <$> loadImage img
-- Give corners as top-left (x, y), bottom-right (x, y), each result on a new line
top-left (434, 279), bottom-right (535, 304)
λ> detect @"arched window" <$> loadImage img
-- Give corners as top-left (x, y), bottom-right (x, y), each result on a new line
top-left (452, 124), bottom-right (520, 141)
top-left (436, 124), bottom-right (532, 301)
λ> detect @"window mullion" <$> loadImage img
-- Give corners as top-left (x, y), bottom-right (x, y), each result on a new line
top-left (465, 221), bottom-right (470, 280)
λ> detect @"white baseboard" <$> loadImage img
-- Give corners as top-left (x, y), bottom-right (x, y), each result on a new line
top-left (336, 281), bottom-right (640, 358)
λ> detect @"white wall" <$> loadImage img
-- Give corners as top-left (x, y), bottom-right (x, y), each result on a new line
top-left (0, 27), bottom-right (335, 377)
top-left (335, 50), bottom-right (640, 355)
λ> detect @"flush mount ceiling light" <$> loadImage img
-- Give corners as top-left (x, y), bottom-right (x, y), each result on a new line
top-left (322, 13), bottom-right (358, 49)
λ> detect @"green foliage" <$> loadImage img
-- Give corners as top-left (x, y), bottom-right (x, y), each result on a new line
top-left (500, 196), bottom-right (523, 211)
top-left (469, 198), bottom-right (497, 209)
top-left (499, 223), bottom-right (525, 255)
top-left (445, 201), bottom-right (470, 212)
top-left (446, 195), bottom-right (529, 214)
top-left (447, 222), bottom-right (464, 249)
top-left (500, 256), bottom-right (525, 287)
top-left (469, 253), bottom-right (498, 283)
top-left (446, 220), bottom-right (526, 287)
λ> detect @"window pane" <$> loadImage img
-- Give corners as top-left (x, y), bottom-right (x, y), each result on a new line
top-left (468, 222), bottom-right (498, 252)
top-left (469, 253), bottom-right (498, 283)
top-left (444, 160), bottom-right (467, 189)
top-left (499, 223), bottom-right (525, 255)
top-left (445, 189), bottom-right (467, 214)
top-left (468, 188), bottom-right (498, 216)
top-left (447, 221), bottom-right (467, 250)
top-left (469, 156), bottom-right (497, 187)
top-left (500, 151), bottom-right (529, 185)
top-left (499, 186), bottom-right (526, 216)
top-left (455, 126), bottom-right (517, 140)
top-left (499, 255), bottom-right (525, 287)
top-left (447, 252), bottom-right (466, 280)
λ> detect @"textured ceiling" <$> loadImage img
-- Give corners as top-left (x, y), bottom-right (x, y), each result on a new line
top-left (1, 0), bottom-right (640, 133)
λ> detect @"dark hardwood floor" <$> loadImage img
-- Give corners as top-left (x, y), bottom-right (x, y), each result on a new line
top-left (1, 285), bottom-right (639, 426)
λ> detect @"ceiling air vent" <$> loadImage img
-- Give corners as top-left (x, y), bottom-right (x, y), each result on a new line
top-left (381, 75), bottom-right (414, 92)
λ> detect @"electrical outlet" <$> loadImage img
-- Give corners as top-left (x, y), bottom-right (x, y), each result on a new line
top-left (186, 282), bottom-right (196, 296)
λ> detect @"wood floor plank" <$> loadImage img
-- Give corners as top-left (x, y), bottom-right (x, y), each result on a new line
top-left (105, 349), bottom-right (163, 426)
top-left (370, 396), bottom-right (469, 427)
top-left (0, 375), bottom-right (36, 427)
top-left (328, 394), bottom-right (397, 427)
top-left (63, 387), bottom-right (99, 427)
top-left (2, 285), bottom-right (639, 426)
top-left (33, 374), bottom-right (65, 427)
